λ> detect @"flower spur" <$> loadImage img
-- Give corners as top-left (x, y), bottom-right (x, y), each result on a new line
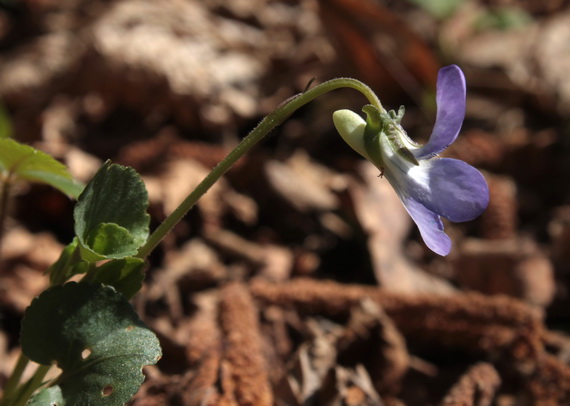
top-left (333, 65), bottom-right (489, 255)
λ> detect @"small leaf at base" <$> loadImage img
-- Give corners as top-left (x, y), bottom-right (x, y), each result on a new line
top-left (21, 283), bottom-right (161, 405)
top-left (74, 161), bottom-right (149, 261)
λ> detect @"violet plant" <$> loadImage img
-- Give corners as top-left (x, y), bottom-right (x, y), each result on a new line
top-left (333, 65), bottom-right (489, 255)
top-left (0, 65), bottom-right (487, 405)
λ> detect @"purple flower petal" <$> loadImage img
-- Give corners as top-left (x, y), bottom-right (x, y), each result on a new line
top-left (400, 195), bottom-right (451, 256)
top-left (414, 65), bottom-right (466, 159)
top-left (406, 158), bottom-right (489, 223)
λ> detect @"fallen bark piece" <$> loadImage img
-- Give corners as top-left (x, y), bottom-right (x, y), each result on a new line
top-left (439, 363), bottom-right (500, 406)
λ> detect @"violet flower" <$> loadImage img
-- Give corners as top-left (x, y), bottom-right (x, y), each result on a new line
top-left (333, 65), bottom-right (489, 256)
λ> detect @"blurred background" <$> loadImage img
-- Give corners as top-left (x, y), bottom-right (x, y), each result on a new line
top-left (1, 0), bottom-right (570, 404)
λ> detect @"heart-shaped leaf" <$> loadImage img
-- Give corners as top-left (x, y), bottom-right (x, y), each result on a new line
top-left (74, 161), bottom-right (150, 261)
top-left (89, 257), bottom-right (146, 299)
top-left (0, 139), bottom-right (83, 198)
top-left (21, 283), bottom-right (161, 405)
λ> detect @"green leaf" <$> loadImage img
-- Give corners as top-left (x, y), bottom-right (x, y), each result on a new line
top-left (85, 223), bottom-right (137, 259)
top-left (0, 104), bottom-right (11, 139)
top-left (75, 161), bottom-right (150, 261)
top-left (0, 139), bottom-right (83, 197)
top-left (48, 238), bottom-right (89, 285)
top-left (408, 0), bottom-right (464, 19)
top-left (22, 283), bottom-right (161, 405)
top-left (28, 387), bottom-right (63, 405)
top-left (90, 257), bottom-right (146, 299)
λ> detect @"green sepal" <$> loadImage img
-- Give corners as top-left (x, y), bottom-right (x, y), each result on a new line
top-left (362, 104), bottom-right (419, 167)
top-left (74, 161), bottom-right (150, 262)
top-left (361, 105), bottom-right (386, 169)
top-left (22, 282), bottom-right (161, 406)
top-left (0, 138), bottom-right (84, 198)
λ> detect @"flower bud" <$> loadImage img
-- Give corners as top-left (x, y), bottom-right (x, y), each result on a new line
top-left (332, 109), bottom-right (369, 160)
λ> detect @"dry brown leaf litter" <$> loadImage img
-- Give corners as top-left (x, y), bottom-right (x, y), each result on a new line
top-left (2, 0), bottom-right (570, 405)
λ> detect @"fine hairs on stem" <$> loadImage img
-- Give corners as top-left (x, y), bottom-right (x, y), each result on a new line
top-left (136, 77), bottom-right (383, 259)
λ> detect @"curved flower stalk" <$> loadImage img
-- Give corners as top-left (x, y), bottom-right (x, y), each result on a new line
top-left (333, 65), bottom-right (489, 256)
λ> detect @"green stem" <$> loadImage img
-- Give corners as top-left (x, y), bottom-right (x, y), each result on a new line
top-left (136, 77), bottom-right (383, 259)
top-left (0, 354), bottom-right (29, 405)
top-left (11, 364), bottom-right (51, 406)
top-left (81, 261), bottom-right (99, 283)
top-left (0, 362), bottom-right (50, 406)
